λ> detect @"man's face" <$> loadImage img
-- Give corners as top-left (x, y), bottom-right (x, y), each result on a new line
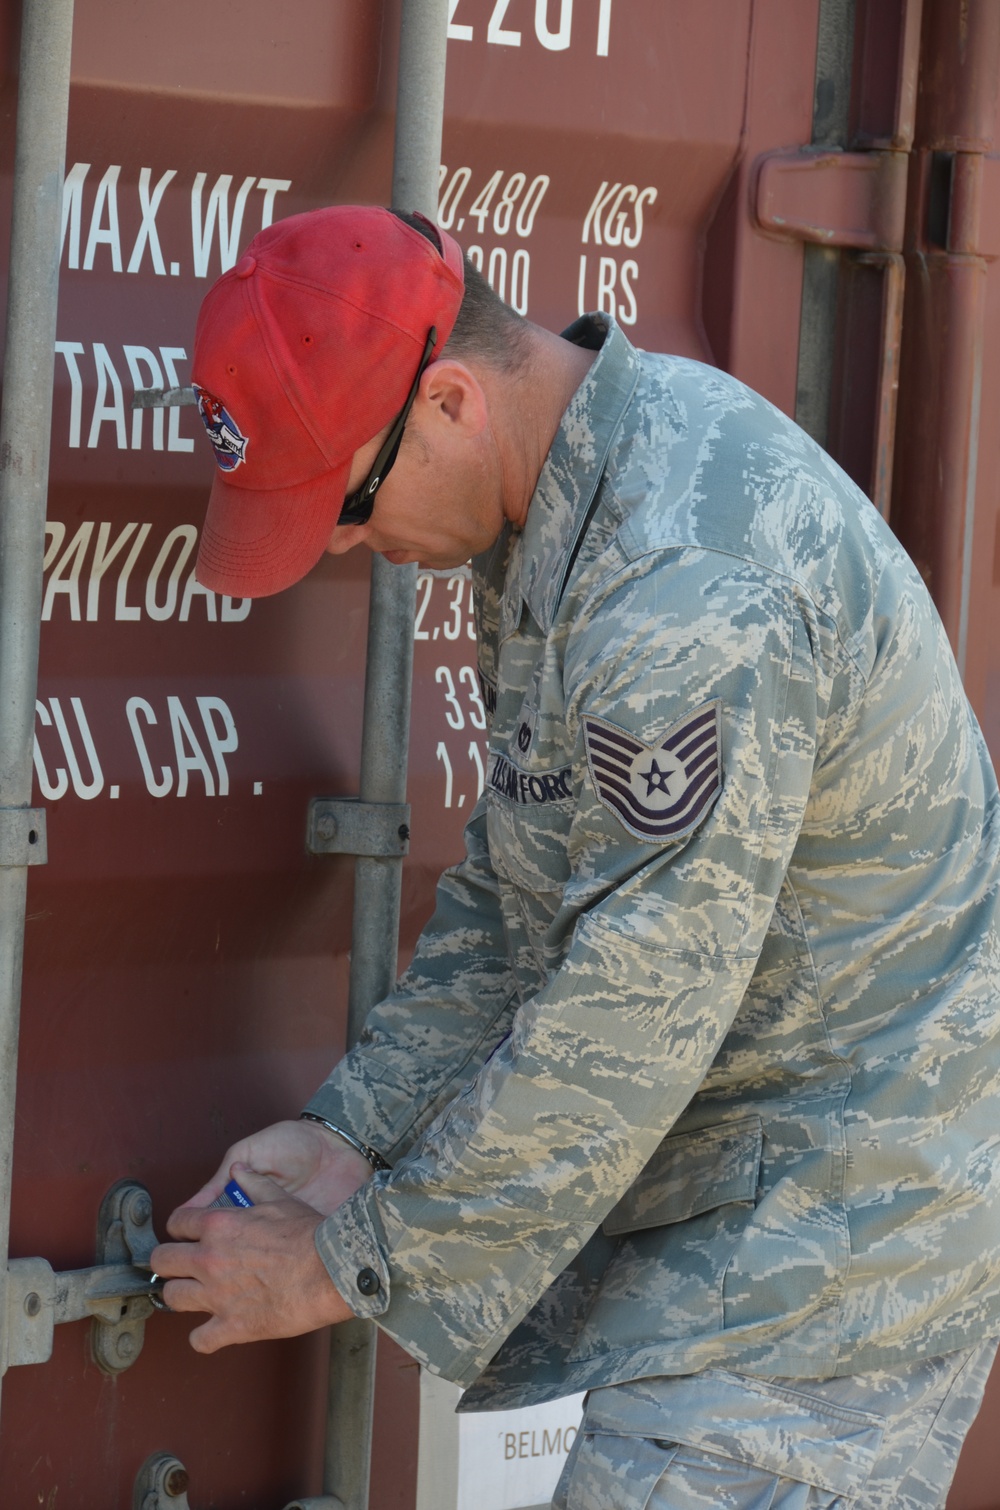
top-left (324, 359), bottom-right (508, 569)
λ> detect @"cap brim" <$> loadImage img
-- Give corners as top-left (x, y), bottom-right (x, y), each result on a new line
top-left (195, 459), bottom-right (352, 599)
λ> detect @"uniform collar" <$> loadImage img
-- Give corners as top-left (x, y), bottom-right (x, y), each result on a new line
top-left (505, 314), bottom-right (640, 638)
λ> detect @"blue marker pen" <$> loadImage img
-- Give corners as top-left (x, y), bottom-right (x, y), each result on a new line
top-left (208, 1177), bottom-right (254, 1209)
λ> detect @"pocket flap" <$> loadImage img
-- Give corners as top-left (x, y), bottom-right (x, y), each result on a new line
top-left (603, 1115), bottom-right (762, 1236)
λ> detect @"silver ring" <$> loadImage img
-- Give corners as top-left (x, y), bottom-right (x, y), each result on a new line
top-left (148, 1273), bottom-right (172, 1313)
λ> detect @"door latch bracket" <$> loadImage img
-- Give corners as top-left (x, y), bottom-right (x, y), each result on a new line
top-left (0, 806), bottom-right (47, 868)
top-left (754, 147), bottom-right (908, 252)
top-left (307, 798), bottom-right (411, 858)
top-left (5, 1180), bottom-right (161, 1374)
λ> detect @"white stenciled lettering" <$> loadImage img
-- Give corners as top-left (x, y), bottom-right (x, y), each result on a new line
top-left (191, 172), bottom-right (257, 278)
top-left (145, 525), bottom-right (198, 621)
top-left (116, 523), bottom-right (153, 621)
top-left (256, 178), bottom-right (292, 229)
top-left (159, 347), bottom-right (196, 451)
top-left (450, 0), bottom-right (610, 52)
top-left (624, 185), bottom-right (656, 248)
top-left (618, 258), bottom-right (638, 325)
top-left (582, 181), bottom-right (656, 246)
top-left (33, 700), bottom-right (69, 801)
top-left (197, 696), bottom-right (239, 796)
top-left (535, 0), bottom-right (572, 50)
top-left (488, 0), bottom-right (521, 46)
top-left (436, 664), bottom-right (489, 731)
top-left (126, 697), bottom-right (172, 797)
top-left (42, 523), bottom-right (94, 621)
top-left (439, 167), bottom-right (549, 244)
top-left (596, 0), bottom-right (612, 55)
top-left (43, 522), bottom-right (66, 570)
top-left (43, 513), bottom-right (255, 619)
top-left (170, 695), bottom-right (219, 797)
top-left (123, 347), bottom-right (166, 449)
top-left (41, 518), bottom-right (252, 625)
top-left (61, 165), bottom-right (291, 278)
top-left (83, 165), bottom-right (123, 272)
top-left (60, 162), bottom-right (90, 269)
top-left (447, 0), bottom-right (473, 40)
top-left (180, 573), bottom-right (217, 622)
top-left (33, 696), bottom-right (104, 800)
top-left (435, 738), bottom-right (489, 809)
top-left (577, 253), bottom-right (639, 324)
top-left (468, 739), bottom-right (486, 794)
top-left (582, 180), bottom-right (620, 245)
top-left (127, 167), bottom-right (177, 275)
top-left (55, 341), bottom-right (86, 448)
top-left (55, 342), bottom-right (195, 452)
top-left (88, 342), bottom-right (128, 449)
top-left (602, 183), bottom-right (636, 246)
top-left (128, 695), bottom-right (237, 800)
top-left (88, 522), bottom-right (138, 620)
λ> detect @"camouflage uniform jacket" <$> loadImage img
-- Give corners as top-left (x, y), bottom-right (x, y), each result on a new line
top-left (306, 314), bottom-right (1000, 1409)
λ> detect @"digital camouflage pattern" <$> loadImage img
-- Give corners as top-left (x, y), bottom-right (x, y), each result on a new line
top-left (552, 1339), bottom-right (999, 1508)
top-left (306, 314), bottom-right (1000, 1406)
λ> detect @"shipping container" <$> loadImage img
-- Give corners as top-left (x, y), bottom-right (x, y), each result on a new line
top-left (0, 1), bottom-right (998, 1506)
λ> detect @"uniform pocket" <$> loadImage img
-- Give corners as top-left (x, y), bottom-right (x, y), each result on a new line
top-left (602, 1116), bottom-right (763, 1236)
top-left (554, 1428), bottom-right (678, 1510)
top-left (643, 1444), bottom-right (853, 1510)
top-left (566, 1120), bottom-right (764, 1361)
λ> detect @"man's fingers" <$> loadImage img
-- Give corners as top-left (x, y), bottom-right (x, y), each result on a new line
top-left (187, 1315), bottom-right (237, 1354)
top-left (164, 1203), bottom-right (212, 1241)
top-left (160, 1276), bottom-right (208, 1314)
top-left (231, 1165), bottom-right (304, 1205)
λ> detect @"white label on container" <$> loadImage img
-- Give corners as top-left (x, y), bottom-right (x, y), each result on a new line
top-left (457, 1391), bottom-right (585, 1510)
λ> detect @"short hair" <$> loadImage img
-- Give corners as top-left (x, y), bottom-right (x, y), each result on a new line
top-left (391, 210), bottom-right (529, 371)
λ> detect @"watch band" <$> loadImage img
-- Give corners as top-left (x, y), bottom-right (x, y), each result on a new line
top-left (299, 1111), bottom-right (391, 1172)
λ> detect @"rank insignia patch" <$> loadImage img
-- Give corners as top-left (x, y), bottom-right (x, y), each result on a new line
top-left (582, 700), bottom-right (722, 842)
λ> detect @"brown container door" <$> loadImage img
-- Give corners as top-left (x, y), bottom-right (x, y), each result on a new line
top-left (5, 2), bottom-right (998, 1507)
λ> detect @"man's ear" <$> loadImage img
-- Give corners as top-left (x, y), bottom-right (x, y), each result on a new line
top-left (325, 519), bottom-right (370, 555)
top-left (418, 359), bottom-right (489, 436)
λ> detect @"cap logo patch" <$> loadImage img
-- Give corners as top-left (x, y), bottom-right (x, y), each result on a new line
top-left (583, 700), bottom-right (722, 842)
top-left (194, 385), bottom-right (249, 471)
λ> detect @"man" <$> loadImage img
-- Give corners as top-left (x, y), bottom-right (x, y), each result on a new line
top-left (153, 204), bottom-right (1000, 1508)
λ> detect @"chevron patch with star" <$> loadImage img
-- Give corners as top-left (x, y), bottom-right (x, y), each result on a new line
top-left (582, 699), bottom-right (723, 842)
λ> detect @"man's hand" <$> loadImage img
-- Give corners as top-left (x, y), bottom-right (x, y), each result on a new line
top-left (181, 1117), bottom-right (374, 1214)
top-left (154, 1121), bottom-right (377, 1351)
top-left (151, 1168), bottom-right (356, 1353)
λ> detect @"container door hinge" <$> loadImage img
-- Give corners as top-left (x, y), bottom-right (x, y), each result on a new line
top-left (5, 1179), bottom-right (161, 1375)
top-left (132, 1453), bottom-right (345, 1510)
top-left (133, 1453), bottom-right (192, 1510)
top-left (307, 797), bottom-right (411, 858)
top-left (754, 147), bottom-right (908, 252)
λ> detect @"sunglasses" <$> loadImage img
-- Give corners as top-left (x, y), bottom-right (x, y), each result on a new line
top-left (337, 326), bottom-right (438, 527)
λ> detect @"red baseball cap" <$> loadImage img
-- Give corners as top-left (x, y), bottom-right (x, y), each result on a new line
top-left (192, 205), bottom-right (465, 598)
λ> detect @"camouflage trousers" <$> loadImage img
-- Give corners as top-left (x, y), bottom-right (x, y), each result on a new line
top-left (551, 1340), bottom-right (998, 1509)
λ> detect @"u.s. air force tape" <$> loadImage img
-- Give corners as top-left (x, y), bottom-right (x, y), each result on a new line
top-left (582, 699), bottom-right (722, 842)
top-left (489, 752), bottom-right (573, 804)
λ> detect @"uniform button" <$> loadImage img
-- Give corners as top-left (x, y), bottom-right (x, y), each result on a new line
top-left (356, 1268), bottom-right (381, 1296)
top-left (235, 254), bottom-right (256, 279)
